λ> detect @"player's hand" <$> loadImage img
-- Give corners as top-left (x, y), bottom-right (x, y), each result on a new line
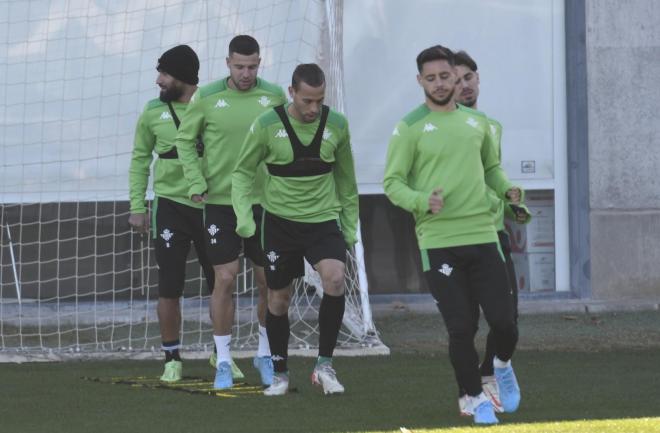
top-left (128, 213), bottom-right (149, 234)
top-left (428, 188), bottom-right (444, 214)
top-left (509, 204), bottom-right (530, 224)
top-left (191, 193), bottom-right (208, 203)
top-left (506, 187), bottom-right (521, 205)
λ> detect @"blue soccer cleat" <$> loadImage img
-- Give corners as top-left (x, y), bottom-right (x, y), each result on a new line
top-left (253, 356), bottom-right (274, 386)
top-left (213, 361), bottom-right (233, 390)
top-left (473, 399), bottom-right (499, 425)
top-left (495, 364), bottom-right (521, 413)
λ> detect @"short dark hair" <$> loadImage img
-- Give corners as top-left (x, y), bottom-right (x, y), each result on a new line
top-left (416, 45), bottom-right (455, 72)
top-left (228, 35), bottom-right (260, 56)
top-left (291, 63), bottom-right (325, 90)
top-left (454, 50), bottom-right (478, 72)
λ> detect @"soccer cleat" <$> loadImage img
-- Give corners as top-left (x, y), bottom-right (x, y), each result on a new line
top-left (495, 364), bottom-right (521, 413)
top-left (473, 399), bottom-right (499, 425)
top-left (213, 361), bottom-right (233, 389)
top-left (263, 372), bottom-right (289, 396)
top-left (253, 356), bottom-right (274, 386)
top-left (311, 363), bottom-right (345, 395)
top-left (230, 359), bottom-right (245, 380)
top-left (482, 375), bottom-right (504, 413)
top-left (458, 394), bottom-right (473, 416)
top-left (160, 360), bottom-right (182, 382)
top-left (209, 353), bottom-right (244, 380)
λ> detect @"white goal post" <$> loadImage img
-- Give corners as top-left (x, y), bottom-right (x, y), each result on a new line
top-left (0, 0), bottom-right (388, 361)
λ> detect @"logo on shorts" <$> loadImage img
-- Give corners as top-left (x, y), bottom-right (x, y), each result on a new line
top-left (160, 229), bottom-right (174, 248)
top-left (266, 250), bottom-right (279, 270)
top-left (207, 224), bottom-right (219, 244)
top-left (438, 263), bottom-right (453, 277)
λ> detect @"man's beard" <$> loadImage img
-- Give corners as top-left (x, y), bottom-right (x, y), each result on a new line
top-left (425, 88), bottom-right (455, 107)
top-left (159, 85), bottom-right (183, 102)
top-left (459, 95), bottom-right (476, 107)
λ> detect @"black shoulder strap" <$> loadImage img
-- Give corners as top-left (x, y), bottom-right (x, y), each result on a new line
top-left (159, 101), bottom-right (203, 158)
top-left (166, 101), bottom-right (181, 130)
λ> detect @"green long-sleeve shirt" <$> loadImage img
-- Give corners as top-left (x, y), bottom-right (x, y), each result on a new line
top-left (232, 104), bottom-right (359, 246)
top-left (174, 77), bottom-right (287, 204)
top-left (129, 99), bottom-right (202, 213)
top-left (383, 104), bottom-right (514, 250)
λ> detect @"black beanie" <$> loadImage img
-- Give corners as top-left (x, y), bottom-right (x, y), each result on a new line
top-left (157, 45), bottom-right (199, 85)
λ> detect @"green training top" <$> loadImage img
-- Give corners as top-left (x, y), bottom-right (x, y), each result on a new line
top-left (383, 104), bottom-right (515, 250)
top-left (174, 77), bottom-right (287, 204)
top-left (129, 99), bottom-right (203, 213)
top-left (232, 104), bottom-right (359, 246)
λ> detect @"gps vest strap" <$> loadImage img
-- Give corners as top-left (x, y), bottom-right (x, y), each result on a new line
top-left (266, 104), bottom-right (333, 177)
top-left (159, 101), bottom-right (203, 159)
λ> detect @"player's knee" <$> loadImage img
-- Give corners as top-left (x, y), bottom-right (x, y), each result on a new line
top-left (268, 288), bottom-right (290, 312)
top-left (320, 270), bottom-right (345, 295)
top-left (213, 267), bottom-right (237, 288)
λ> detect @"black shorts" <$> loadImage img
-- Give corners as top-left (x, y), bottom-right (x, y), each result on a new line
top-left (203, 204), bottom-right (265, 267)
top-left (151, 196), bottom-right (214, 298)
top-left (261, 210), bottom-right (346, 290)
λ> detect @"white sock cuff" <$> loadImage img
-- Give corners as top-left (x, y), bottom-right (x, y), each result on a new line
top-left (493, 356), bottom-right (511, 369)
top-left (213, 334), bottom-right (232, 365)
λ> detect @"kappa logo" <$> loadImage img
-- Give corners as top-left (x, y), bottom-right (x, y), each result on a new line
top-left (258, 96), bottom-right (271, 107)
top-left (275, 129), bottom-right (288, 138)
top-left (160, 111), bottom-right (172, 120)
top-left (160, 229), bottom-right (174, 248)
top-left (266, 250), bottom-right (279, 270)
top-left (271, 355), bottom-right (285, 361)
top-left (438, 263), bottom-right (453, 276)
top-left (466, 117), bottom-right (479, 128)
top-left (423, 123), bottom-right (437, 132)
top-left (392, 126), bottom-right (400, 136)
top-left (490, 124), bottom-right (497, 135)
top-left (215, 99), bottom-right (229, 108)
top-left (322, 130), bottom-right (331, 140)
top-left (207, 224), bottom-right (219, 244)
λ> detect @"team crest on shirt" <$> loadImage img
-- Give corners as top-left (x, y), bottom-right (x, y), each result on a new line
top-left (423, 123), bottom-right (437, 132)
top-left (160, 111), bottom-right (172, 120)
top-left (215, 99), bottom-right (229, 108)
top-left (490, 124), bottom-right (497, 135)
top-left (208, 224), bottom-right (219, 244)
top-left (258, 96), bottom-right (271, 107)
top-left (466, 117), bottom-right (479, 128)
top-left (266, 250), bottom-right (279, 270)
top-left (160, 229), bottom-right (174, 248)
top-left (438, 263), bottom-right (453, 276)
top-left (392, 127), bottom-right (400, 136)
top-left (322, 130), bottom-right (331, 140)
top-left (275, 129), bottom-right (288, 138)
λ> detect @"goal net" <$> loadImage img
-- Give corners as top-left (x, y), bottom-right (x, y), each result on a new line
top-left (0, 0), bottom-right (388, 361)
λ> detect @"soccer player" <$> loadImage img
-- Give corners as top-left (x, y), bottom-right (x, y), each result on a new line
top-left (174, 35), bottom-right (287, 389)
top-left (128, 45), bottom-right (214, 382)
top-left (454, 49), bottom-right (532, 416)
top-left (383, 45), bottom-right (521, 425)
top-left (232, 63), bottom-right (358, 396)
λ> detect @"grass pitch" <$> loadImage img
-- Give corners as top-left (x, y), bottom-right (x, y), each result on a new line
top-left (1, 310), bottom-right (659, 433)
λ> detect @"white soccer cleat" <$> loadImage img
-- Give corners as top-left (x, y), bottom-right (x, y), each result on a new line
top-left (311, 363), bottom-right (345, 395)
top-left (263, 373), bottom-right (289, 396)
top-left (481, 375), bottom-right (504, 413)
top-left (458, 394), bottom-right (473, 416)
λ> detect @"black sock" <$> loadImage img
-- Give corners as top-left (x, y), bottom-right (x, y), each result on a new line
top-left (162, 339), bottom-right (181, 362)
top-left (266, 309), bottom-right (289, 373)
top-left (318, 293), bottom-right (345, 358)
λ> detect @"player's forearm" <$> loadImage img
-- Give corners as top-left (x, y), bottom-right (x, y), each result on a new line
top-left (128, 169), bottom-right (149, 213)
top-left (231, 171), bottom-right (257, 237)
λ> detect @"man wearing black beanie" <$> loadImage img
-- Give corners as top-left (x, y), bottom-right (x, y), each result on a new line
top-left (128, 45), bottom-right (216, 383)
